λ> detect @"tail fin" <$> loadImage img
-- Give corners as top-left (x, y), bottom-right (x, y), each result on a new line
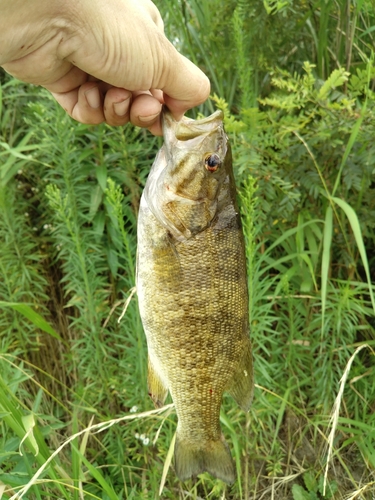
top-left (174, 434), bottom-right (235, 484)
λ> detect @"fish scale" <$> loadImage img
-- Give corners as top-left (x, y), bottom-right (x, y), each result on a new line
top-left (136, 108), bottom-right (253, 483)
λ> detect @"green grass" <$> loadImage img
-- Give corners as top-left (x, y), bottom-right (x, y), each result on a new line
top-left (1, 1), bottom-right (375, 498)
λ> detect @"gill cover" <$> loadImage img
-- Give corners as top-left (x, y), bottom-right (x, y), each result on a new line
top-left (144, 108), bottom-right (229, 240)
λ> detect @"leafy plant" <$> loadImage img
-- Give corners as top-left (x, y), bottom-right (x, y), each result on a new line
top-left (292, 471), bottom-right (338, 499)
top-left (1, 1), bottom-right (375, 498)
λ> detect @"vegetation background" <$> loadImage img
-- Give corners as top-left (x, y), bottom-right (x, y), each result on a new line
top-left (1, 0), bottom-right (375, 498)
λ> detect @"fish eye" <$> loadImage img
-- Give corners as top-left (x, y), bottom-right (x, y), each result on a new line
top-left (204, 153), bottom-right (221, 172)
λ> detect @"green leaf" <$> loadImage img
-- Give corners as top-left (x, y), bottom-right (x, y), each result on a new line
top-left (332, 197), bottom-right (375, 313)
top-left (159, 431), bottom-right (176, 496)
top-left (106, 247), bottom-right (119, 277)
top-left (321, 206), bottom-right (333, 332)
top-left (318, 475), bottom-right (338, 498)
top-left (318, 68), bottom-right (350, 99)
top-left (332, 102), bottom-right (366, 196)
top-left (89, 184), bottom-right (103, 220)
top-left (0, 473), bottom-right (29, 488)
top-left (92, 210), bottom-right (106, 241)
top-left (303, 471), bottom-right (317, 493)
top-left (292, 484), bottom-right (311, 500)
top-left (0, 301), bottom-right (67, 345)
top-left (96, 163), bottom-right (107, 192)
top-left (71, 445), bottom-right (118, 500)
top-left (20, 414), bottom-right (39, 457)
top-left (263, 0), bottom-right (288, 15)
top-left (0, 156), bottom-right (25, 187)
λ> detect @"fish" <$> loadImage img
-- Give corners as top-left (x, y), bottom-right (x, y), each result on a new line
top-left (136, 108), bottom-right (253, 484)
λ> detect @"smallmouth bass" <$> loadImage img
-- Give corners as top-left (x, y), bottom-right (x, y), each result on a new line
top-left (136, 108), bottom-right (253, 484)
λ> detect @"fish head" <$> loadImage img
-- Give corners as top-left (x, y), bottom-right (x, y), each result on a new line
top-left (144, 108), bottom-right (231, 240)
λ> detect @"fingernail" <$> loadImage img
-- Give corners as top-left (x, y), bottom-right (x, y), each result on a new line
top-left (138, 112), bottom-right (160, 123)
top-left (113, 98), bottom-right (130, 117)
top-left (85, 87), bottom-right (101, 109)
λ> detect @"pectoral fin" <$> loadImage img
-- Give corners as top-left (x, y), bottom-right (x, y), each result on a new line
top-left (148, 355), bottom-right (168, 408)
top-left (226, 341), bottom-right (253, 412)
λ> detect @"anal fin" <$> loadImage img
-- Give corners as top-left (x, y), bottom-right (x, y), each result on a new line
top-left (227, 340), bottom-right (253, 412)
top-left (148, 355), bottom-right (168, 408)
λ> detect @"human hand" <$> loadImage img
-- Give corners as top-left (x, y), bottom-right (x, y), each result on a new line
top-left (0, 0), bottom-right (210, 135)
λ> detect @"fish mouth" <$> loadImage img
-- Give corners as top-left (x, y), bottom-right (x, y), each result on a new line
top-left (162, 108), bottom-right (224, 142)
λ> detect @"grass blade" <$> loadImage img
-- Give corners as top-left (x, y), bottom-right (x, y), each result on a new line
top-left (323, 345), bottom-right (372, 495)
top-left (332, 197), bottom-right (375, 312)
top-left (159, 431), bottom-right (176, 497)
top-left (321, 205), bottom-right (333, 334)
top-left (0, 301), bottom-right (66, 345)
top-left (71, 445), bottom-right (118, 500)
top-left (332, 54), bottom-right (373, 196)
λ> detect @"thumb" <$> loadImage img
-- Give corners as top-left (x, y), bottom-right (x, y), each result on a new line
top-left (158, 46), bottom-right (210, 120)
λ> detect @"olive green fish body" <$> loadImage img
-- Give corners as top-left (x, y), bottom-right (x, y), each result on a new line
top-left (136, 109), bottom-right (253, 483)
